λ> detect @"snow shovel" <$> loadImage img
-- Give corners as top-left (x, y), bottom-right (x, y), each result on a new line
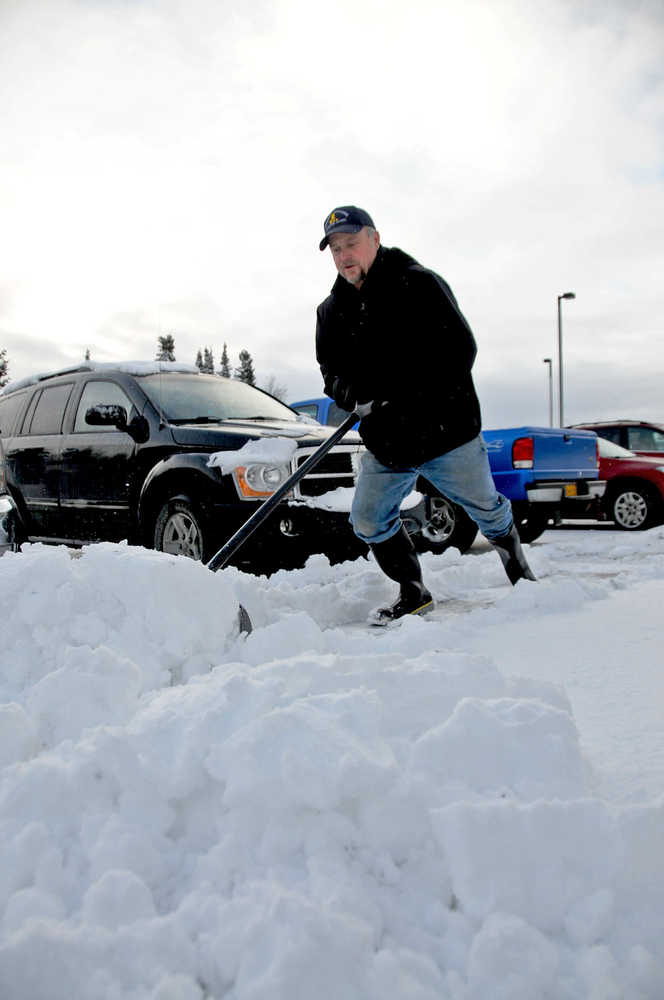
top-left (207, 404), bottom-right (368, 575)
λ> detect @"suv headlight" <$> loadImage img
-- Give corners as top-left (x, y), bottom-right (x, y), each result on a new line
top-left (233, 463), bottom-right (291, 498)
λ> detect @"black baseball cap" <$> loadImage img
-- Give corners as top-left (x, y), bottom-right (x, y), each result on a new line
top-left (319, 205), bottom-right (375, 250)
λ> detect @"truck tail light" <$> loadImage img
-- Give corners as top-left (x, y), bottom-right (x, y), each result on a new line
top-left (512, 436), bottom-right (534, 469)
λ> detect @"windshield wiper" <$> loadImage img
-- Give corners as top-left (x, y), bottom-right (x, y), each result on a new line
top-left (225, 415), bottom-right (290, 421)
top-left (168, 416), bottom-right (222, 425)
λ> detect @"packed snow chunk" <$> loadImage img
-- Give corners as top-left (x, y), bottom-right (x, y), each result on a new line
top-left (151, 973), bottom-right (204, 1000)
top-left (575, 944), bottom-right (623, 1000)
top-left (81, 869), bottom-right (156, 929)
top-left (564, 888), bottom-right (615, 947)
top-left (240, 611), bottom-right (327, 665)
top-left (432, 798), bottom-right (619, 930)
top-left (2, 885), bottom-right (67, 935)
top-left (207, 436), bottom-right (298, 473)
top-left (466, 912), bottom-right (558, 1000)
top-left (224, 888), bottom-right (377, 1000)
top-left (26, 644), bottom-right (141, 749)
top-left (0, 913), bottom-right (199, 1000)
top-left (367, 947), bottom-right (448, 1000)
top-left (207, 688), bottom-right (398, 813)
top-left (0, 702), bottom-right (38, 766)
top-left (626, 944), bottom-right (664, 999)
top-left (0, 821), bottom-right (53, 906)
top-left (0, 542), bottom-right (244, 748)
top-left (410, 696), bottom-right (587, 801)
top-left (616, 798), bottom-right (664, 900)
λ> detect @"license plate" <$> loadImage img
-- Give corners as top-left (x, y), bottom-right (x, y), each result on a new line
top-left (564, 484), bottom-right (578, 497)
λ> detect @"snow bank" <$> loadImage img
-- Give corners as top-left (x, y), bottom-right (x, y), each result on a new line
top-left (0, 531), bottom-right (663, 999)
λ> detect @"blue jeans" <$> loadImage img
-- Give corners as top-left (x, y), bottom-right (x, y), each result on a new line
top-left (351, 434), bottom-right (513, 545)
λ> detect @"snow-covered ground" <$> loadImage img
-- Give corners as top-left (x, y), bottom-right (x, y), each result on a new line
top-left (1, 528), bottom-right (663, 999)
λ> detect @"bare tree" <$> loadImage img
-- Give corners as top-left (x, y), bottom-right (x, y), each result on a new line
top-left (262, 374), bottom-right (288, 401)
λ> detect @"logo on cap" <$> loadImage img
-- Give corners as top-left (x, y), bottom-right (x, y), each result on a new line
top-left (326, 210), bottom-right (348, 227)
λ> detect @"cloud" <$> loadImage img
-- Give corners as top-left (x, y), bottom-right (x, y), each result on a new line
top-left (0, 0), bottom-right (662, 423)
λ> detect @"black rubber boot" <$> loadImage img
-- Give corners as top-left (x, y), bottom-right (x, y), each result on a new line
top-left (491, 524), bottom-right (537, 585)
top-left (369, 525), bottom-right (434, 625)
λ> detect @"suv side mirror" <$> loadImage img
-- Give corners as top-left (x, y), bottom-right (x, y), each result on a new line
top-left (85, 406), bottom-right (150, 443)
top-left (86, 404), bottom-right (128, 431)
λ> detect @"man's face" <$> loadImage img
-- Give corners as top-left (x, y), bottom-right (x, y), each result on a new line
top-left (328, 227), bottom-right (380, 287)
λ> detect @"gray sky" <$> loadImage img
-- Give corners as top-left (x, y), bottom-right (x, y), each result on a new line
top-left (1, 0), bottom-right (663, 427)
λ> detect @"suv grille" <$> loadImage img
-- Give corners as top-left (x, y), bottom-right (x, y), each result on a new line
top-left (293, 445), bottom-right (360, 498)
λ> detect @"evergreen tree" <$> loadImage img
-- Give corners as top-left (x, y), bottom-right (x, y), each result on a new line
top-left (235, 349), bottom-right (256, 386)
top-left (202, 347), bottom-right (215, 374)
top-left (219, 342), bottom-right (231, 378)
top-left (0, 348), bottom-right (8, 388)
top-left (195, 348), bottom-right (203, 370)
top-left (156, 334), bottom-right (176, 362)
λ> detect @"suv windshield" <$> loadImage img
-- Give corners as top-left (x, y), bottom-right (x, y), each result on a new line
top-left (138, 373), bottom-right (297, 423)
top-left (598, 438), bottom-right (635, 459)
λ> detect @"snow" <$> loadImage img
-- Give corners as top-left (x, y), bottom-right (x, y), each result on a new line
top-left (0, 361), bottom-right (200, 396)
top-left (207, 438), bottom-right (299, 474)
top-left (293, 487), bottom-right (423, 513)
top-left (1, 528), bottom-right (663, 999)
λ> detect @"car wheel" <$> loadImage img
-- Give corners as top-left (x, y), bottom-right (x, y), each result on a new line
top-left (413, 492), bottom-right (479, 554)
top-left (153, 499), bottom-right (209, 561)
top-left (512, 508), bottom-right (550, 544)
top-left (608, 485), bottom-right (657, 530)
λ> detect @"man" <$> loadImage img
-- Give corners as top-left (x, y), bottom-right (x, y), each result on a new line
top-left (316, 205), bottom-right (536, 625)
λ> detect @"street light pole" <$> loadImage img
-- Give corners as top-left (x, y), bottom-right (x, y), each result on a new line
top-left (543, 357), bottom-right (553, 427)
top-left (557, 291), bottom-right (576, 426)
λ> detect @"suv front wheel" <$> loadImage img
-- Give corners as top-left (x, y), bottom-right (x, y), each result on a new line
top-left (154, 498), bottom-right (209, 561)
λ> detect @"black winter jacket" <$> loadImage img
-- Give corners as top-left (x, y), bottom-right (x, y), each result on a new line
top-left (316, 245), bottom-right (482, 468)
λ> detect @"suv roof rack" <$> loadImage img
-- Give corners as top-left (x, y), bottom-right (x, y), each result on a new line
top-left (0, 361), bottom-right (201, 397)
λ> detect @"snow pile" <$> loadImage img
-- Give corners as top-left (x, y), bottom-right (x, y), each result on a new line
top-left (0, 544), bottom-right (242, 756)
top-left (207, 437), bottom-right (299, 474)
top-left (1, 531), bottom-right (663, 998)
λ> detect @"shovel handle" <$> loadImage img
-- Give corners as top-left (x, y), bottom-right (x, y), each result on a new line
top-left (206, 407), bottom-right (364, 572)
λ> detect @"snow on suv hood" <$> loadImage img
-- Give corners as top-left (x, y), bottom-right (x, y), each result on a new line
top-left (169, 418), bottom-right (360, 449)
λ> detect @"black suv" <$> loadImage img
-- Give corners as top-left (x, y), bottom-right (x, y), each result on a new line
top-left (0, 363), bottom-right (365, 570)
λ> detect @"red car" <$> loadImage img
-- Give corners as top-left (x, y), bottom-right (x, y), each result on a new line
top-left (570, 420), bottom-right (664, 459)
top-left (562, 437), bottom-right (664, 530)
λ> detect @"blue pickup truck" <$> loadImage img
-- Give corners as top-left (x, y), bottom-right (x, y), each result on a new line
top-left (290, 397), bottom-right (606, 552)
